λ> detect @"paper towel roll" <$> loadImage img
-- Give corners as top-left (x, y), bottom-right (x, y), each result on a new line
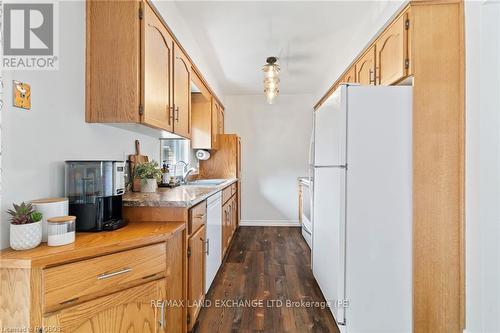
top-left (31, 198), bottom-right (69, 242)
top-left (196, 150), bottom-right (211, 161)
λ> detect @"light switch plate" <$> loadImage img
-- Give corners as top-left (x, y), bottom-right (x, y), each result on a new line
top-left (13, 80), bottom-right (31, 110)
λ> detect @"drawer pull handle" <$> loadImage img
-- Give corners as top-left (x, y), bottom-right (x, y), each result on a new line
top-left (195, 213), bottom-right (206, 219)
top-left (159, 301), bottom-right (166, 328)
top-left (97, 267), bottom-right (132, 280)
top-left (60, 297), bottom-right (79, 305)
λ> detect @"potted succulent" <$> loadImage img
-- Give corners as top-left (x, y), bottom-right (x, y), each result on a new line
top-left (134, 161), bottom-right (162, 193)
top-left (7, 202), bottom-right (43, 250)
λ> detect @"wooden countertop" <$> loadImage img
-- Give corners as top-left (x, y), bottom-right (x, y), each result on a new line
top-left (0, 221), bottom-right (185, 269)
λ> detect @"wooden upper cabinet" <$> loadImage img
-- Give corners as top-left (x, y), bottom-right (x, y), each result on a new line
top-left (356, 46), bottom-right (376, 86)
top-left (375, 13), bottom-right (409, 85)
top-left (142, 2), bottom-right (173, 131)
top-left (342, 66), bottom-right (357, 83)
top-left (87, 0), bottom-right (224, 139)
top-left (188, 225), bottom-right (206, 331)
top-left (173, 46), bottom-right (191, 139)
top-left (211, 98), bottom-right (220, 149)
top-left (218, 105), bottom-right (225, 135)
top-left (86, 0), bottom-right (141, 123)
top-left (43, 279), bottom-right (166, 333)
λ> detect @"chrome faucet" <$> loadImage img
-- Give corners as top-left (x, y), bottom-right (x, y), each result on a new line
top-left (182, 167), bottom-right (197, 184)
top-left (174, 161), bottom-right (196, 184)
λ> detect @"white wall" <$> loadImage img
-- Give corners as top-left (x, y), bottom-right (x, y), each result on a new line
top-left (464, 1), bottom-right (500, 332)
top-left (224, 94), bottom-right (313, 226)
top-left (0, 0), bottom-right (222, 249)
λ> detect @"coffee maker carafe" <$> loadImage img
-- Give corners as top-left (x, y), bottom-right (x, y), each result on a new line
top-left (65, 161), bottom-right (127, 231)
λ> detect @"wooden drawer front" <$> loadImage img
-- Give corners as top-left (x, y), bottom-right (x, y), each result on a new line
top-left (222, 186), bottom-right (232, 204)
top-left (231, 183), bottom-right (237, 196)
top-left (43, 243), bottom-right (166, 312)
top-left (190, 200), bottom-right (207, 234)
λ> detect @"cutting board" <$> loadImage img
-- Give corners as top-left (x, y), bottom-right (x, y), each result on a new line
top-left (129, 140), bottom-right (149, 192)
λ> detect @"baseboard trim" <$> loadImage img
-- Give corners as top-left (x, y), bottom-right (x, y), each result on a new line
top-left (239, 220), bottom-right (301, 227)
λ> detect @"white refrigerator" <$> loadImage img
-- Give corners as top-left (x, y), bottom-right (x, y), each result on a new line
top-left (311, 84), bottom-right (412, 332)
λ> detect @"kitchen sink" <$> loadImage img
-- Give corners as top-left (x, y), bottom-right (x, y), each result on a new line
top-left (187, 179), bottom-right (227, 186)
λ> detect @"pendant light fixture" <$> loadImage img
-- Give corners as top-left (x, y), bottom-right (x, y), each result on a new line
top-left (262, 56), bottom-right (280, 104)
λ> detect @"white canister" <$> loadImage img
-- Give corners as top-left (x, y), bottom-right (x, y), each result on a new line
top-left (47, 216), bottom-right (76, 246)
top-left (31, 198), bottom-right (69, 242)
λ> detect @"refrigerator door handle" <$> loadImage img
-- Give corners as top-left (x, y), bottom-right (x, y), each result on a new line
top-left (308, 129), bottom-right (315, 167)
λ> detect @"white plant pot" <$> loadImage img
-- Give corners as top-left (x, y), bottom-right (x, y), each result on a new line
top-left (141, 179), bottom-right (158, 193)
top-left (10, 221), bottom-right (42, 250)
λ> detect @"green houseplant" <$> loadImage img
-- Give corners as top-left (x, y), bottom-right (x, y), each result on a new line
top-left (134, 161), bottom-right (162, 193)
top-left (7, 202), bottom-right (43, 250)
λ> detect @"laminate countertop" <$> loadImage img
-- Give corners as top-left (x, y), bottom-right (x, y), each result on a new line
top-left (122, 178), bottom-right (238, 208)
top-left (0, 221), bottom-right (185, 269)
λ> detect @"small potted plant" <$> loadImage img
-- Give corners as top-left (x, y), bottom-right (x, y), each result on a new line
top-left (134, 161), bottom-right (162, 193)
top-left (7, 202), bottom-right (43, 250)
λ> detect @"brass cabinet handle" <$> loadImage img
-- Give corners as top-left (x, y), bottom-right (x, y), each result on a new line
top-left (195, 213), bottom-right (206, 219)
top-left (175, 106), bottom-right (179, 121)
top-left (97, 267), bottom-right (132, 280)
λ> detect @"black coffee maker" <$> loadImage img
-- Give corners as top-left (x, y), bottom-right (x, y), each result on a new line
top-left (65, 161), bottom-right (128, 231)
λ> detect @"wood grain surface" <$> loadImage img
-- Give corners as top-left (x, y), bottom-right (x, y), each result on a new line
top-left (194, 227), bottom-right (339, 333)
top-left (0, 222), bottom-right (185, 269)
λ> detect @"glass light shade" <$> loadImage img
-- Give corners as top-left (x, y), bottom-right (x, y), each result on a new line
top-left (262, 62), bottom-right (280, 104)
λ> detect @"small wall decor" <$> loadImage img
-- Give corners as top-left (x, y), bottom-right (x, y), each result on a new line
top-left (13, 80), bottom-right (31, 110)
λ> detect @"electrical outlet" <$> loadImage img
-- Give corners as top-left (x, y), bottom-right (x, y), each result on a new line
top-left (13, 80), bottom-right (31, 110)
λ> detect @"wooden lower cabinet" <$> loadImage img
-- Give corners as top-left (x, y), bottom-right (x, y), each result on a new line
top-left (0, 223), bottom-right (185, 333)
top-left (231, 196), bottom-right (238, 235)
top-left (187, 225), bottom-right (206, 331)
top-left (221, 191), bottom-right (238, 258)
top-left (43, 279), bottom-right (166, 333)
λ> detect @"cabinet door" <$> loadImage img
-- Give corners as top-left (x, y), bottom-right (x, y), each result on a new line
top-left (221, 201), bottom-right (229, 257)
top-left (211, 98), bottom-right (219, 149)
top-left (218, 106), bottom-right (224, 135)
top-left (142, 2), bottom-right (174, 131)
top-left (356, 46), bottom-right (376, 85)
top-left (219, 105), bottom-right (224, 134)
top-left (43, 279), bottom-right (166, 333)
top-left (173, 46), bottom-right (191, 138)
top-left (231, 197), bottom-right (238, 235)
top-left (188, 225), bottom-right (206, 331)
top-left (86, 1), bottom-right (141, 123)
top-left (342, 66), bottom-right (357, 83)
top-left (376, 14), bottom-right (407, 85)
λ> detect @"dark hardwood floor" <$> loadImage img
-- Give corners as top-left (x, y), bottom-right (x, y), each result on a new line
top-left (194, 227), bottom-right (339, 333)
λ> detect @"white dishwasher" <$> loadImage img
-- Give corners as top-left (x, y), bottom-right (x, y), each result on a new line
top-left (205, 192), bottom-right (222, 292)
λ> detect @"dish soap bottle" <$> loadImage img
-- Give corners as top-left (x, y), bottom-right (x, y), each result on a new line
top-left (161, 161), bottom-right (170, 185)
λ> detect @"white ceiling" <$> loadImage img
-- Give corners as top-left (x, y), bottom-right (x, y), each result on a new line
top-left (175, 1), bottom-right (405, 96)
